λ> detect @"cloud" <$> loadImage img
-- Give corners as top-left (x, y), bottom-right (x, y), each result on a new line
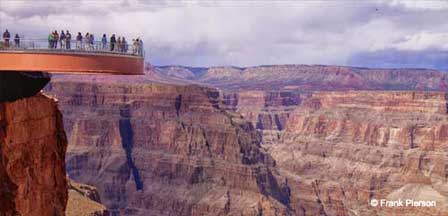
top-left (385, 0), bottom-right (448, 11)
top-left (1, 0), bottom-right (447, 69)
top-left (387, 32), bottom-right (448, 51)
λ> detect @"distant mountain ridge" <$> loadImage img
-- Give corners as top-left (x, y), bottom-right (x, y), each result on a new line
top-left (153, 64), bottom-right (448, 91)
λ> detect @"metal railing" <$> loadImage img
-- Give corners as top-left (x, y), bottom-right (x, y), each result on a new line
top-left (0, 39), bottom-right (145, 57)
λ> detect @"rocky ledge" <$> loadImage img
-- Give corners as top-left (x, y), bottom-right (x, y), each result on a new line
top-left (67, 179), bottom-right (109, 216)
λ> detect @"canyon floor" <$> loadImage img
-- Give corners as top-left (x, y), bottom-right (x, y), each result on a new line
top-left (42, 64), bottom-right (448, 216)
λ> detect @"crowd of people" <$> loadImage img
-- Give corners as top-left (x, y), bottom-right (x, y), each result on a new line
top-left (2, 29), bottom-right (143, 56)
top-left (48, 30), bottom-right (143, 55)
top-left (48, 30), bottom-right (72, 49)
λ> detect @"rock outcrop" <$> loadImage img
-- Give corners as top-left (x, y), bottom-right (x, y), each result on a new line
top-left (67, 179), bottom-right (109, 216)
top-left (46, 78), bottom-right (292, 215)
top-left (0, 92), bottom-right (68, 216)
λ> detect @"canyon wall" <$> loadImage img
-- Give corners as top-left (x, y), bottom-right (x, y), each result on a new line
top-left (222, 90), bottom-right (306, 145)
top-left (155, 65), bottom-right (448, 215)
top-left (223, 90), bottom-right (448, 216)
top-left (284, 91), bottom-right (448, 215)
top-left (0, 92), bottom-right (68, 216)
top-left (46, 78), bottom-right (292, 216)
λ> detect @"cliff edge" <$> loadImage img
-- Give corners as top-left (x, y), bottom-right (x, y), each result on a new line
top-left (0, 92), bottom-right (68, 215)
top-left (0, 72), bottom-right (68, 216)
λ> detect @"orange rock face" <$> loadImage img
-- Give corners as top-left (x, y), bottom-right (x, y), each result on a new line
top-left (0, 93), bottom-right (68, 216)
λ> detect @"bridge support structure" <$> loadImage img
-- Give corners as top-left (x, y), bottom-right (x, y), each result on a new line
top-left (0, 51), bottom-right (144, 75)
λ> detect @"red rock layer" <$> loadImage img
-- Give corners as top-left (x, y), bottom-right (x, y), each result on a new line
top-left (0, 93), bottom-right (68, 216)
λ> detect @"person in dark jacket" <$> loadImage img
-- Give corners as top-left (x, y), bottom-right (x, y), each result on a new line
top-left (3, 29), bottom-right (10, 48)
top-left (65, 30), bottom-right (71, 49)
top-left (14, 34), bottom-right (20, 48)
top-left (122, 37), bottom-right (128, 53)
top-left (76, 32), bottom-right (83, 49)
top-left (59, 30), bottom-right (65, 49)
top-left (110, 34), bottom-right (116, 51)
top-left (89, 33), bottom-right (94, 50)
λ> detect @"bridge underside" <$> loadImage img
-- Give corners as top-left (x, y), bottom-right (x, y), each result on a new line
top-left (0, 51), bottom-right (144, 75)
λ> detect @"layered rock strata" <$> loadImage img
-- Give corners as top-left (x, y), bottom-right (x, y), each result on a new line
top-left (46, 79), bottom-right (292, 216)
top-left (269, 91), bottom-right (448, 216)
top-left (218, 89), bottom-right (448, 215)
top-left (46, 64), bottom-right (448, 216)
top-left (222, 90), bottom-right (305, 145)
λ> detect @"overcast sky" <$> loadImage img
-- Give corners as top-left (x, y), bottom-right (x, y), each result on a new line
top-left (1, 0), bottom-right (447, 70)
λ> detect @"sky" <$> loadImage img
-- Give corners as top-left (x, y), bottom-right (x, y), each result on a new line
top-left (1, 0), bottom-right (447, 70)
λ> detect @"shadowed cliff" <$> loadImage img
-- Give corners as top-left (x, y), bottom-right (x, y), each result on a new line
top-left (0, 91), bottom-right (68, 216)
top-left (0, 72), bottom-right (51, 102)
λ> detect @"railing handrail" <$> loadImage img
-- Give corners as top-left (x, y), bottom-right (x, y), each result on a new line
top-left (6, 38), bottom-right (138, 42)
top-left (0, 38), bottom-right (145, 58)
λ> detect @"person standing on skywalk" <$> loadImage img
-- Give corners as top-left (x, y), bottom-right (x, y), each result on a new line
top-left (65, 30), bottom-right (71, 49)
top-left (59, 30), bottom-right (65, 49)
top-left (14, 34), bottom-right (20, 48)
top-left (3, 29), bottom-right (10, 48)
